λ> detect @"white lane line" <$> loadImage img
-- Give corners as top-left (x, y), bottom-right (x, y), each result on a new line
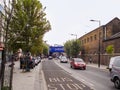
top-left (59, 84), bottom-right (65, 90)
top-left (54, 60), bottom-right (95, 89)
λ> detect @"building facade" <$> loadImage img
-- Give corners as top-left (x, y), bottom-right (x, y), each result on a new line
top-left (79, 17), bottom-right (120, 65)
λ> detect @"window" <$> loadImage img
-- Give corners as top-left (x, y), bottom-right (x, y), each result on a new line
top-left (94, 34), bottom-right (97, 40)
top-left (84, 39), bottom-right (86, 43)
top-left (87, 37), bottom-right (89, 42)
top-left (90, 36), bottom-right (93, 41)
top-left (99, 32), bottom-right (102, 38)
top-left (114, 58), bottom-right (120, 67)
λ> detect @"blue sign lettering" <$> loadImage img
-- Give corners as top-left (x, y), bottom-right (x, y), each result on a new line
top-left (49, 46), bottom-right (64, 53)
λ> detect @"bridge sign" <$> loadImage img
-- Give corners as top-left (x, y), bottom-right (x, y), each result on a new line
top-left (49, 46), bottom-right (64, 53)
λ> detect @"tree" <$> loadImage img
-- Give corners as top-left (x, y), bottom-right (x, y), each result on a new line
top-left (71, 40), bottom-right (81, 57)
top-left (30, 37), bottom-right (43, 55)
top-left (0, 0), bottom-right (16, 89)
top-left (106, 45), bottom-right (114, 54)
top-left (64, 40), bottom-right (72, 58)
top-left (0, 0), bottom-right (51, 87)
top-left (64, 39), bottom-right (81, 58)
top-left (9, 0), bottom-right (51, 53)
top-left (42, 43), bottom-right (49, 56)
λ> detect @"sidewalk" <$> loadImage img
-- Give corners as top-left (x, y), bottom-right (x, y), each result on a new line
top-left (12, 61), bottom-right (43, 90)
top-left (12, 60), bottom-right (109, 90)
top-left (87, 63), bottom-right (108, 70)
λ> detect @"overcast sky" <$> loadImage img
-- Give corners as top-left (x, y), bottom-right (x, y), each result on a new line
top-left (1, 0), bottom-right (120, 46)
top-left (40, 0), bottom-right (120, 46)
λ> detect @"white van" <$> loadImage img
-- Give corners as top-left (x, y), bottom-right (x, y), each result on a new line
top-left (109, 56), bottom-right (120, 72)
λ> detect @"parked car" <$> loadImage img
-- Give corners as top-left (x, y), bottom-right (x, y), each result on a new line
top-left (31, 57), bottom-right (36, 68)
top-left (48, 56), bottom-right (53, 60)
top-left (109, 56), bottom-right (120, 72)
top-left (70, 58), bottom-right (86, 70)
top-left (35, 56), bottom-right (41, 65)
top-left (60, 56), bottom-right (68, 63)
top-left (110, 56), bottom-right (120, 89)
top-left (59, 55), bottom-right (62, 60)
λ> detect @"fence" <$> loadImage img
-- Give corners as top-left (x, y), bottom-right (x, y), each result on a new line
top-left (81, 53), bottom-right (120, 66)
top-left (0, 53), bottom-right (14, 90)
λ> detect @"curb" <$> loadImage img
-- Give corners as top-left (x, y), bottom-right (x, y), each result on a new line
top-left (40, 60), bottom-right (48, 90)
top-left (87, 64), bottom-right (109, 72)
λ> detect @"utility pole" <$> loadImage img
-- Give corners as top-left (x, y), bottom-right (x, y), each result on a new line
top-left (90, 19), bottom-right (101, 68)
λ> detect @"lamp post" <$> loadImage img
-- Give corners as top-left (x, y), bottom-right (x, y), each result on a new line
top-left (71, 34), bottom-right (77, 40)
top-left (90, 19), bottom-right (101, 68)
top-left (44, 40), bottom-right (47, 43)
top-left (90, 20), bottom-right (101, 27)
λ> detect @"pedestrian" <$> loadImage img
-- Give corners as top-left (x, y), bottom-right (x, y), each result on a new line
top-left (20, 54), bottom-right (24, 69)
top-left (89, 57), bottom-right (92, 63)
top-left (24, 51), bottom-right (32, 72)
top-left (8, 54), bottom-right (15, 67)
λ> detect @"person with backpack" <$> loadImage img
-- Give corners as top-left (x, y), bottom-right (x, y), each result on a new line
top-left (24, 52), bottom-right (32, 72)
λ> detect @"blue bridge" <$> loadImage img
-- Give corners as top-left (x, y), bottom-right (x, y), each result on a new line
top-left (49, 46), bottom-right (64, 53)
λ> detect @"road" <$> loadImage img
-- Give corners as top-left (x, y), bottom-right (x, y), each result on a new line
top-left (42, 59), bottom-right (93, 90)
top-left (54, 59), bottom-right (116, 90)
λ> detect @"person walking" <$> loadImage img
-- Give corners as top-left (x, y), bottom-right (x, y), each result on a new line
top-left (89, 57), bottom-right (92, 63)
top-left (20, 54), bottom-right (25, 69)
top-left (24, 52), bottom-right (32, 72)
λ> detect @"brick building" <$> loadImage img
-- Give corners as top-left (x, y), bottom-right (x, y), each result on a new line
top-left (79, 17), bottom-right (120, 65)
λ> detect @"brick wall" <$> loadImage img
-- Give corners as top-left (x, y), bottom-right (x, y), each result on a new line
top-left (79, 17), bottom-right (120, 65)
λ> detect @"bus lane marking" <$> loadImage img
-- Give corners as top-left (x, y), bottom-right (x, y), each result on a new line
top-left (48, 83), bottom-right (85, 90)
top-left (54, 60), bottom-right (95, 88)
top-left (48, 77), bottom-right (93, 90)
top-left (73, 84), bottom-right (83, 90)
top-left (48, 84), bottom-right (57, 90)
top-left (66, 84), bottom-right (72, 89)
top-left (67, 83), bottom-right (83, 90)
top-left (49, 77), bottom-right (73, 82)
top-left (59, 84), bottom-right (65, 90)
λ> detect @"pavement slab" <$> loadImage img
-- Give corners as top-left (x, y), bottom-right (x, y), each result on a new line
top-left (12, 61), bottom-right (42, 90)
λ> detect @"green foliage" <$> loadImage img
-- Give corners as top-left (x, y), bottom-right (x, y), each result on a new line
top-left (71, 40), bottom-right (81, 57)
top-left (7, 0), bottom-right (51, 53)
top-left (64, 39), bottom-right (81, 58)
top-left (42, 43), bottom-right (49, 56)
top-left (30, 37), bottom-right (43, 55)
top-left (64, 40), bottom-right (72, 58)
top-left (106, 45), bottom-right (114, 54)
top-left (1, 86), bottom-right (9, 90)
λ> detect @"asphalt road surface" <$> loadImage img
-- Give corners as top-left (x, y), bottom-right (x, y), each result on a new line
top-left (54, 59), bottom-right (116, 90)
top-left (42, 60), bottom-right (94, 90)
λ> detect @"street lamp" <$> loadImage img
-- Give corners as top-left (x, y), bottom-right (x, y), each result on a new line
top-left (90, 20), bottom-right (101, 27)
top-left (71, 34), bottom-right (77, 40)
top-left (44, 40), bottom-right (47, 43)
top-left (90, 19), bottom-right (101, 68)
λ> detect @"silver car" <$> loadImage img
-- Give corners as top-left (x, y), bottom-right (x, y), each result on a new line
top-left (110, 56), bottom-right (120, 89)
top-left (60, 56), bottom-right (68, 63)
